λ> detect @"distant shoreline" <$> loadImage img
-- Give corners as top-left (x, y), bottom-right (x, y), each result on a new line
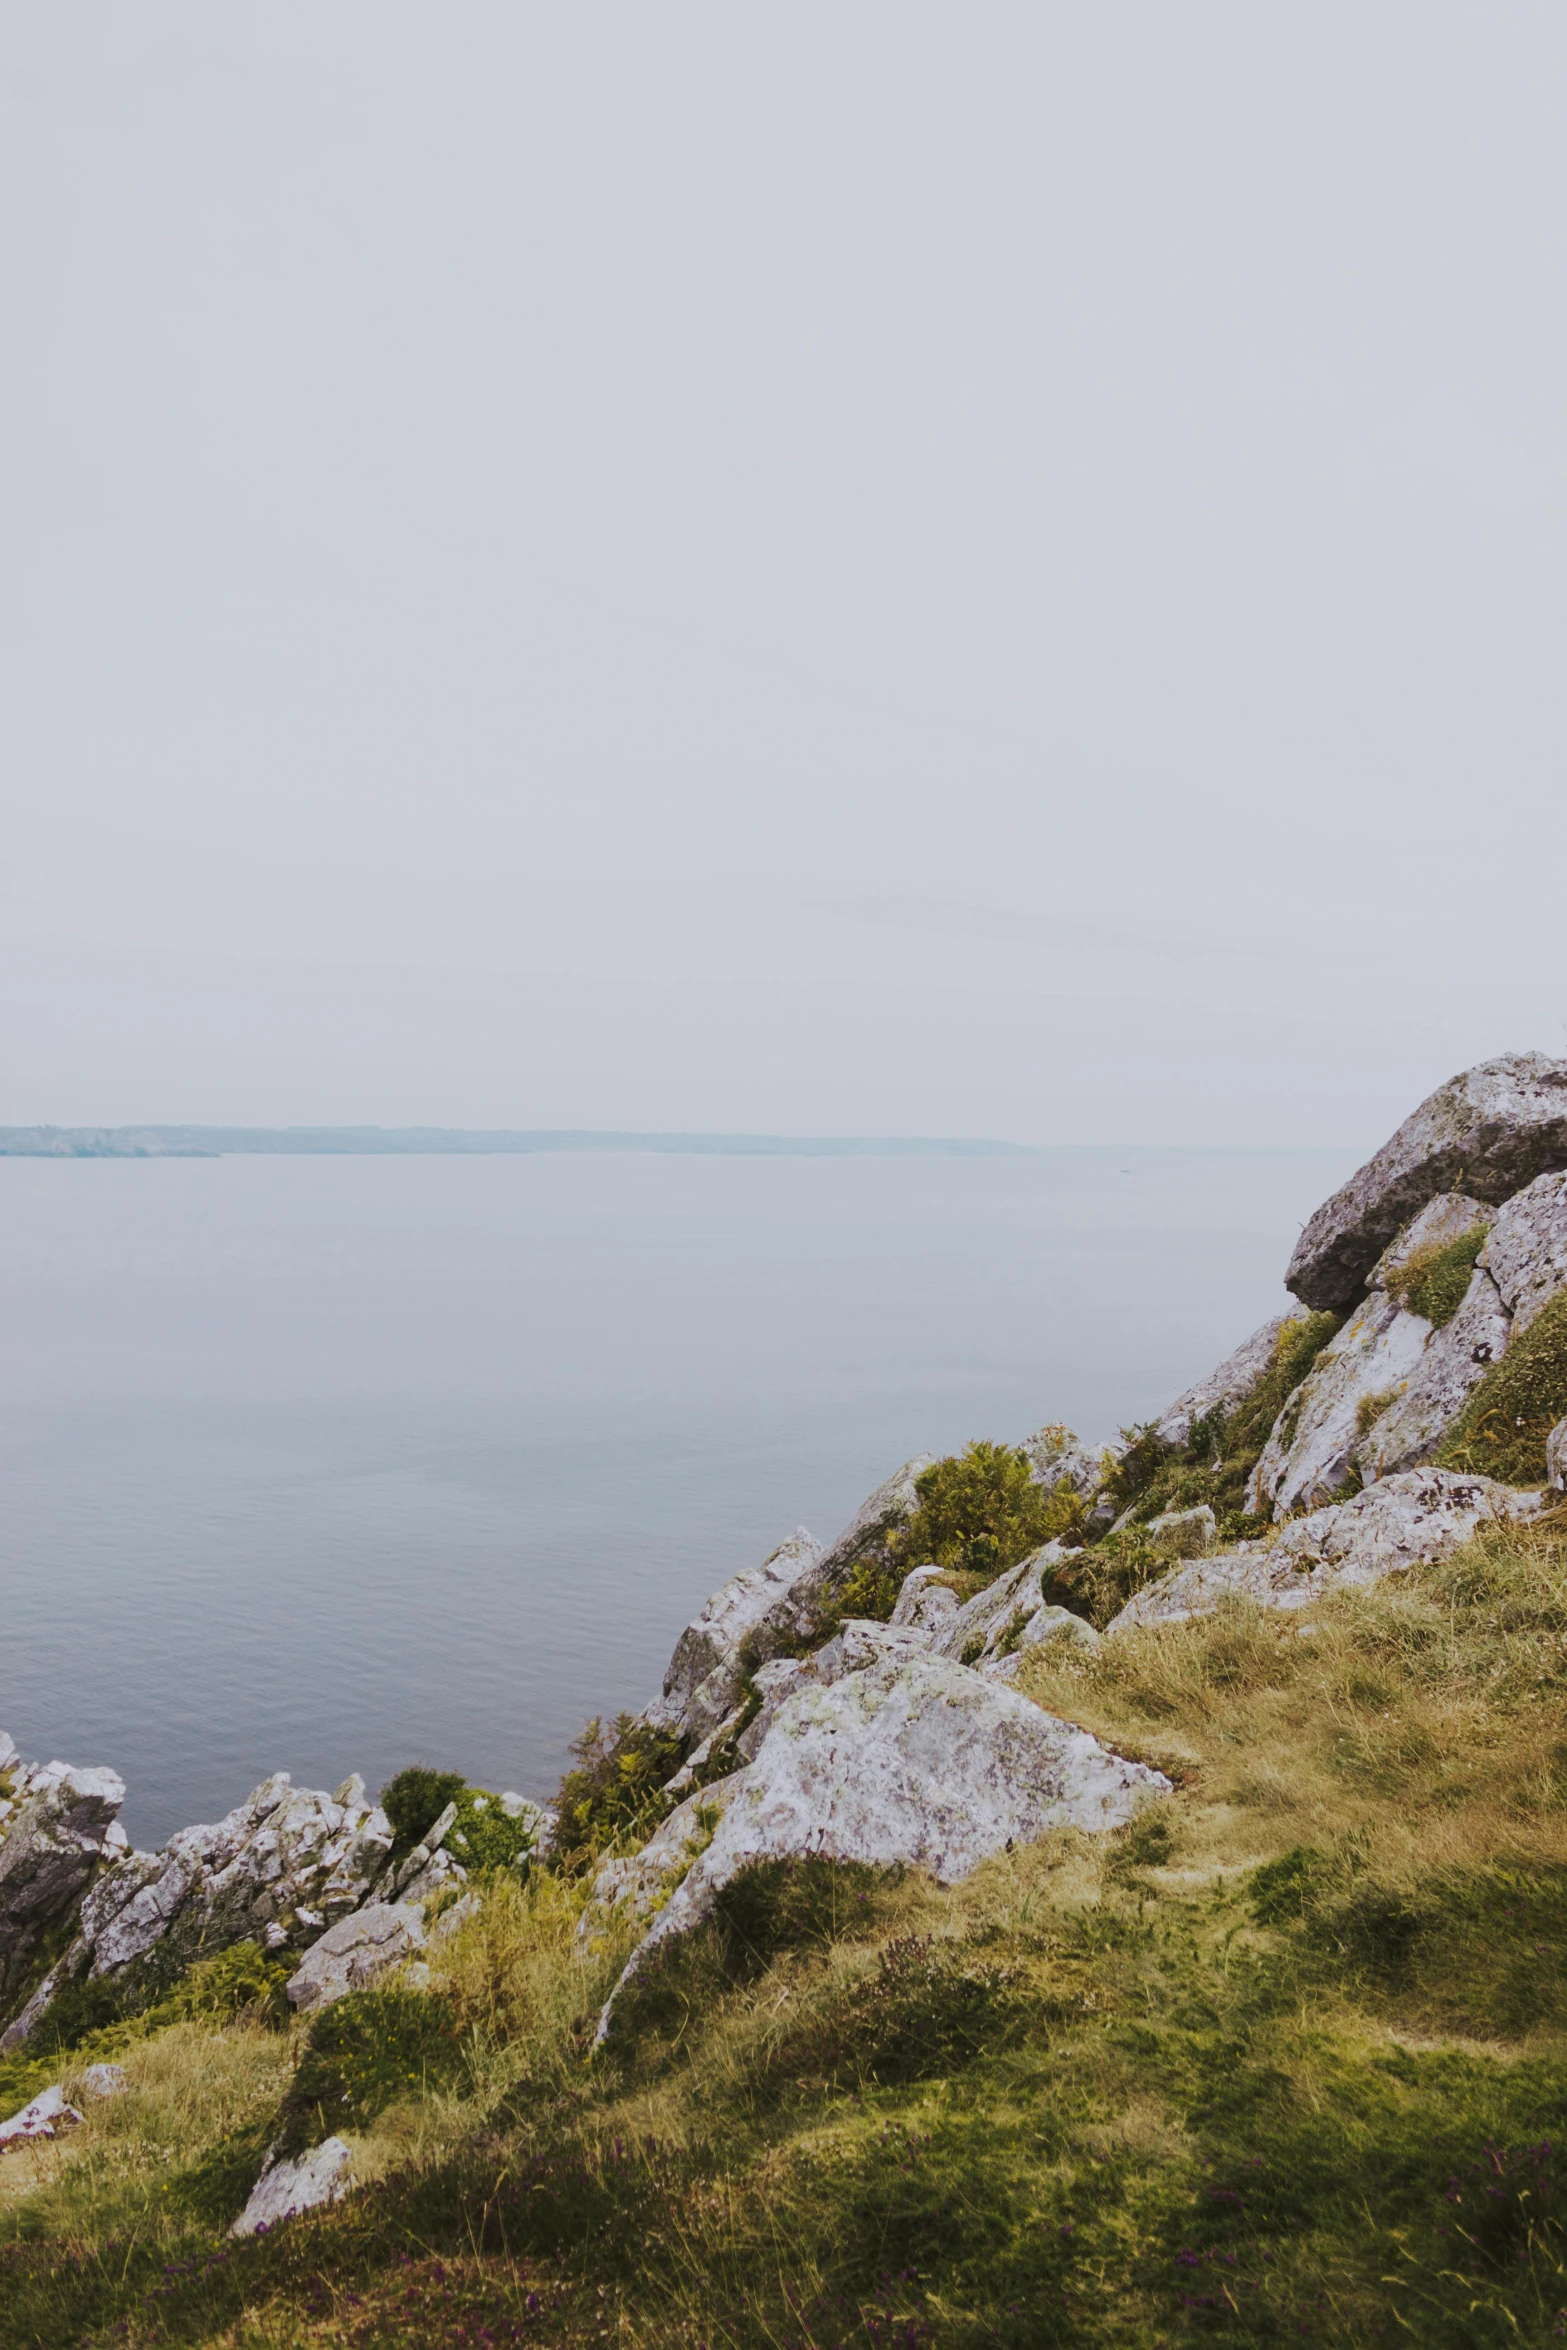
top-left (0, 1125), bottom-right (1035, 1160)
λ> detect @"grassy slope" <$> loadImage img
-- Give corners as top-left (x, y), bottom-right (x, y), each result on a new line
top-left (6, 1515), bottom-right (1567, 2348)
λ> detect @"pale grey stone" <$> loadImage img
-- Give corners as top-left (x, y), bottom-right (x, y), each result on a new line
top-left (0, 1764), bottom-right (126, 2006)
top-left (1153, 1317), bottom-right (1291, 1450)
top-left (642, 1528), bottom-right (825, 1746)
top-left (1019, 1425), bottom-right (1104, 1497)
top-left (1247, 1291), bottom-right (1433, 1516)
top-left (79, 2063), bottom-right (127, 2099)
top-left (285, 1902), bottom-right (427, 2012)
top-left (597, 1653), bottom-right (1166, 2037)
top-left (1482, 1171), bottom-right (1567, 1336)
top-left (1356, 1266), bottom-right (1512, 1480)
top-left (982, 1607), bottom-right (1101, 1683)
top-left (0, 2083), bottom-right (82, 2150)
top-left (231, 2138), bottom-right (353, 2237)
top-left (386, 1802), bottom-right (459, 1898)
top-left (1144, 1505), bottom-right (1218, 1557)
top-left (393, 1847), bottom-right (468, 1911)
top-left (888, 1564), bottom-right (960, 1634)
top-left (1548, 1417), bottom-right (1567, 1494)
top-left (925, 1543), bottom-right (1079, 1669)
top-left (1109, 1469), bottom-right (1538, 1632)
top-left (33, 1776), bottom-right (398, 2019)
top-left (1287, 1055), bottom-right (1567, 1310)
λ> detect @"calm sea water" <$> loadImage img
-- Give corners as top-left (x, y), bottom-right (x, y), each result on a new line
top-left (0, 1147), bottom-right (1355, 1844)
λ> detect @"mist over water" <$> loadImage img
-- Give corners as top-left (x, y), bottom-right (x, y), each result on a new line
top-left (0, 1148), bottom-right (1354, 1844)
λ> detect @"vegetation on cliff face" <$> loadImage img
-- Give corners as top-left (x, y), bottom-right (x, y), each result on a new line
top-left (1384, 1222), bottom-right (1490, 1329)
top-left (1438, 1288), bottom-right (1567, 1487)
top-left (6, 1506), bottom-right (1567, 2347)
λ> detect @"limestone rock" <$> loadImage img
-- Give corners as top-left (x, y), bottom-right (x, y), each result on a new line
top-left (1355, 1266), bottom-right (1512, 1480)
top-left (579, 1775), bottom-right (742, 1943)
top-left (231, 2138), bottom-right (353, 2237)
top-left (1019, 1425), bottom-right (1104, 1498)
top-left (0, 1761), bottom-right (126, 2006)
top-left (928, 1544), bottom-right (1076, 1669)
top-left (4, 1774), bottom-right (395, 2047)
top-left (1144, 1504), bottom-right (1218, 1558)
top-left (642, 1529), bottom-right (824, 1747)
top-left (0, 2083), bottom-right (82, 2150)
top-left (982, 1607), bottom-right (1101, 1684)
top-left (1548, 1417), bottom-right (1567, 1494)
top-left (79, 2063), bottom-right (127, 2100)
top-left (285, 1902), bottom-right (426, 2012)
top-left (888, 1564), bottom-right (961, 1636)
top-left (598, 1653), bottom-right (1166, 2035)
top-left (1247, 1291), bottom-right (1433, 1516)
top-left (1287, 1055), bottom-right (1567, 1310)
top-left (1153, 1317), bottom-right (1291, 1450)
top-left (642, 1459), bottom-right (933, 1749)
top-left (1109, 1469), bottom-right (1537, 1631)
top-left (1482, 1171), bottom-right (1567, 1335)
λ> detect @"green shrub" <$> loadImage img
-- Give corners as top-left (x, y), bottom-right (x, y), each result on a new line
top-left (1386, 1223), bottom-right (1489, 1328)
top-left (899, 1440), bottom-right (1084, 1582)
top-left (380, 1764), bottom-right (467, 1859)
top-left (1436, 1288), bottom-right (1567, 1485)
top-left (275, 1985), bottom-right (469, 2156)
top-left (549, 1714), bottom-right (684, 1870)
top-left (442, 1788), bottom-right (538, 1873)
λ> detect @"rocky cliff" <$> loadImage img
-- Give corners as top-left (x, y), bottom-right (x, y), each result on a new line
top-left (5, 1053), bottom-right (1567, 2292)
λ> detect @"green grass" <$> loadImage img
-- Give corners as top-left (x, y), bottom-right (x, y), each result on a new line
top-left (1385, 1222), bottom-right (1490, 1328)
top-left (1437, 1288), bottom-right (1567, 1485)
top-left (9, 1516), bottom-right (1567, 2345)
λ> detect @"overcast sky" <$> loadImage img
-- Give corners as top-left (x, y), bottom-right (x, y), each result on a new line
top-left (3, 4), bottom-right (1565, 1141)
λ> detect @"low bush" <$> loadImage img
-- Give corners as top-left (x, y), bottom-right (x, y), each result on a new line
top-left (898, 1439), bottom-right (1085, 1583)
top-left (379, 1764), bottom-right (466, 1858)
top-left (275, 1985), bottom-right (469, 2155)
top-left (549, 1713), bottom-right (684, 1870)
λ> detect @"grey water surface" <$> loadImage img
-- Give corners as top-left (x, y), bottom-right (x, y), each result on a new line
top-left (0, 1147), bottom-right (1355, 1845)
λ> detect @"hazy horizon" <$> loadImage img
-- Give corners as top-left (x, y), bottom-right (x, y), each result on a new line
top-left (4, 6), bottom-right (1566, 1139)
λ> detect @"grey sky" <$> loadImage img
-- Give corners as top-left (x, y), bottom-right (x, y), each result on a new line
top-left (3, 5), bottom-right (1565, 1140)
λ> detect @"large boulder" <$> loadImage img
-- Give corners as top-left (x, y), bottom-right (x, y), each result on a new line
top-left (0, 1753), bottom-right (127, 2010)
top-left (1153, 1317), bottom-right (1291, 1450)
top-left (597, 1651), bottom-right (1167, 2036)
top-left (1287, 1056), bottom-right (1567, 1310)
top-left (1109, 1469), bottom-right (1537, 1631)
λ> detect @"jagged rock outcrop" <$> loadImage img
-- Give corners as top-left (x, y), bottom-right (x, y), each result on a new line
top-left (2, 1771), bottom-right (393, 2049)
top-left (1109, 1469), bottom-right (1537, 1632)
top-left (1287, 1055), bottom-right (1567, 1310)
top-left (1153, 1317), bottom-right (1290, 1450)
top-left (0, 1744), bottom-right (127, 2009)
top-left (232, 2139), bottom-right (353, 2237)
top-left (642, 1459), bottom-right (932, 1747)
top-left (597, 1651), bottom-right (1167, 2036)
top-left (286, 1902), bottom-right (426, 2012)
top-left (1020, 1425), bottom-right (1104, 1497)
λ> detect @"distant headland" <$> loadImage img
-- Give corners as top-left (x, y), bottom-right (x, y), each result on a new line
top-left (0, 1125), bottom-right (1033, 1159)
